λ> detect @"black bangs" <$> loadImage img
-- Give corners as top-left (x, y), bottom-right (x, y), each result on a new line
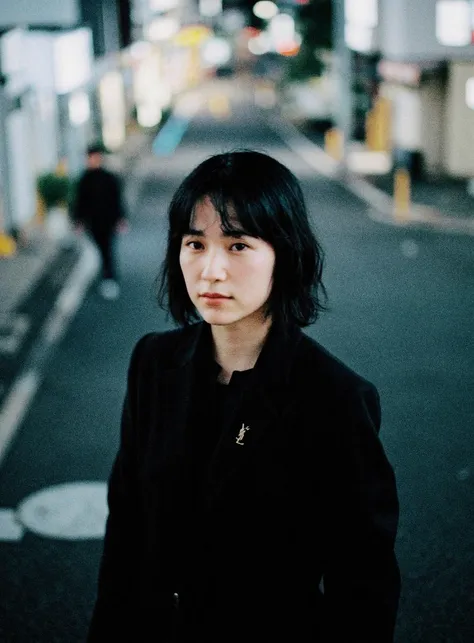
top-left (206, 190), bottom-right (267, 238)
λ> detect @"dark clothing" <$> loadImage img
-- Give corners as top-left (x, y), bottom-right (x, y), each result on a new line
top-left (89, 227), bottom-right (117, 280)
top-left (87, 322), bottom-right (400, 643)
top-left (74, 167), bottom-right (125, 280)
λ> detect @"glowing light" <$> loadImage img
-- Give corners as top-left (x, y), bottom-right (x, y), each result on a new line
top-left (202, 37), bottom-right (232, 66)
top-left (150, 0), bottom-right (179, 10)
top-left (466, 77), bottom-right (474, 109)
top-left (436, 0), bottom-right (471, 46)
top-left (199, 0), bottom-right (222, 18)
top-left (137, 105), bottom-right (162, 128)
top-left (277, 41), bottom-right (300, 57)
top-left (345, 0), bottom-right (378, 27)
top-left (99, 71), bottom-right (126, 150)
top-left (345, 23), bottom-right (375, 52)
top-left (145, 17), bottom-right (180, 42)
top-left (253, 1), bottom-right (278, 20)
top-left (68, 91), bottom-right (90, 125)
top-left (172, 25), bottom-right (212, 47)
top-left (54, 28), bottom-right (92, 95)
top-left (248, 34), bottom-right (272, 55)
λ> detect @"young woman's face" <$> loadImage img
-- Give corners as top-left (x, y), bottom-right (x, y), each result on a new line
top-left (179, 196), bottom-right (275, 328)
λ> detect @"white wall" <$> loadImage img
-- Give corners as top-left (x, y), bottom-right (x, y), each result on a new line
top-left (382, 83), bottom-right (423, 151)
top-left (420, 76), bottom-right (446, 175)
top-left (445, 62), bottom-right (474, 177)
top-left (380, 0), bottom-right (474, 62)
top-left (0, 0), bottom-right (79, 28)
top-left (6, 108), bottom-right (36, 227)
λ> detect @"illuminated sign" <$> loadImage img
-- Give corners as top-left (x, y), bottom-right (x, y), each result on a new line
top-left (436, 0), bottom-right (472, 46)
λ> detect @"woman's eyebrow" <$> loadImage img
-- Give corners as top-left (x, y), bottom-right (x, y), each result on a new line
top-left (184, 228), bottom-right (204, 236)
top-left (184, 227), bottom-right (249, 237)
top-left (222, 229), bottom-right (247, 238)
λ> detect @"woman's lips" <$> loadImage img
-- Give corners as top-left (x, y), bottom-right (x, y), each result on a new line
top-left (200, 293), bottom-right (231, 299)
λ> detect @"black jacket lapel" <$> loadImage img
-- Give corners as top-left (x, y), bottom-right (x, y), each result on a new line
top-left (206, 322), bottom-right (304, 490)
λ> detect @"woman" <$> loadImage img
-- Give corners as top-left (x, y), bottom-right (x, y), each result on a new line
top-left (87, 150), bottom-right (400, 642)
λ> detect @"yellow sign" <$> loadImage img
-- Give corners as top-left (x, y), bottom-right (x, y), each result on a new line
top-left (173, 25), bottom-right (211, 47)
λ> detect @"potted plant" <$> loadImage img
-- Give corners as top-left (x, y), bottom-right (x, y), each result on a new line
top-left (36, 172), bottom-right (72, 240)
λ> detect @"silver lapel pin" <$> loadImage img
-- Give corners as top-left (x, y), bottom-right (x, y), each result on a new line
top-left (236, 423), bottom-right (250, 446)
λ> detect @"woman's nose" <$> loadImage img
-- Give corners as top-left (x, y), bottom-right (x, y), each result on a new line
top-left (201, 249), bottom-right (227, 280)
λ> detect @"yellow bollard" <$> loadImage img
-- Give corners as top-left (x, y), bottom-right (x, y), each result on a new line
top-left (325, 128), bottom-right (344, 162)
top-left (393, 167), bottom-right (411, 221)
top-left (0, 232), bottom-right (17, 257)
top-left (0, 202), bottom-right (17, 257)
top-left (208, 94), bottom-right (231, 118)
top-left (36, 192), bottom-right (47, 225)
top-left (366, 97), bottom-right (392, 152)
top-left (365, 110), bottom-right (375, 151)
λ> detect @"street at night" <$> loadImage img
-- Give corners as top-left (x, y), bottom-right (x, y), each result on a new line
top-left (1, 79), bottom-right (474, 642)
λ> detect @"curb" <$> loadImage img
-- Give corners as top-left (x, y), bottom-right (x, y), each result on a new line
top-left (268, 113), bottom-right (474, 236)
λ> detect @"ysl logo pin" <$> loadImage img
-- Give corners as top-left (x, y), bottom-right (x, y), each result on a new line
top-left (236, 423), bottom-right (250, 446)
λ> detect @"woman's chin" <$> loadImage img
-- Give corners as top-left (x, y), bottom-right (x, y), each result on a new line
top-left (200, 310), bottom-right (237, 326)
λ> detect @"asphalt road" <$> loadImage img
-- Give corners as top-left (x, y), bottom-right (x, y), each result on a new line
top-left (0, 80), bottom-right (473, 642)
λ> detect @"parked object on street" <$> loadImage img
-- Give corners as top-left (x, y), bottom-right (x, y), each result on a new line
top-left (87, 150), bottom-right (400, 643)
top-left (72, 143), bottom-right (127, 299)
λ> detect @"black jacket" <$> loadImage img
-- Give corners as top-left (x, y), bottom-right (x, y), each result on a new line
top-left (74, 167), bottom-right (124, 232)
top-left (88, 322), bottom-right (400, 642)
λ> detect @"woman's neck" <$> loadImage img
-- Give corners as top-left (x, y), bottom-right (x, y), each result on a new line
top-left (211, 316), bottom-right (272, 384)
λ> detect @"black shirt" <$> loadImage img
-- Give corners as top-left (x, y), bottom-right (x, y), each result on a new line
top-left (190, 352), bottom-right (253, 500)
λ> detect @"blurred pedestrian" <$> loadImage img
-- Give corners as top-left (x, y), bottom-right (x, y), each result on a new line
top-left (73, 143), bottom-right (127, 300)
top-left (87, 150), bottom-right (400, 642)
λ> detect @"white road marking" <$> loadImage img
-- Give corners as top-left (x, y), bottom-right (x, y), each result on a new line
top-left (0, 314), bottom-right (30, 355)
top-left (267, 115), bottom-right (339, 179)
top-left (0, 370), bottom-right (40, 465)
top-left (0, 482), bottom-right (108, 542)
top-left (17, 481), bottom-right (108, 540)
top-left (0, 238), bottom-right (100, 468)
top-left (0, 508), bottom-right (24, 541)
top-left (400, 239), bottom-right (419, 258)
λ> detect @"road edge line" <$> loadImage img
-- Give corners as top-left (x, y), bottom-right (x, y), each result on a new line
top-left (0, 238), bottom-right (99, 468)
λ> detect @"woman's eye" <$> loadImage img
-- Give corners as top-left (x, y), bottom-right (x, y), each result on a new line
top-left (186, 241), bottom-right (203, 250)
top-left (231, 242), bottom-right (248, 252)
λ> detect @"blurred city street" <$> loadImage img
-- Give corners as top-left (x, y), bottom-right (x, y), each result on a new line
top-left (0, 76), bottom-right (473, 642)
top-left (2, 0), bottom-right (474, 640)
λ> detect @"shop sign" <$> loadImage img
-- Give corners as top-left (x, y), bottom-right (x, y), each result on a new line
top-left (172, 25), bottom-right (212, 47)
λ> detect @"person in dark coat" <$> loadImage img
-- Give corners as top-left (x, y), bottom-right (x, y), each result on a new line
top-left (87, 150), bottom-right (400, 642)
top-left (74, 143), bottom-right (127, 299)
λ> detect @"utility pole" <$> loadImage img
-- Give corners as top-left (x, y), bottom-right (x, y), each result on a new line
top-left (332, 0), bottom-right (353, 172)
top-left (0, 72), bottom-right (15, 240)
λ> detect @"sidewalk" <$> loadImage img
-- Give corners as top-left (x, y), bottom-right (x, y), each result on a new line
top-left (369, 171), bottom-right (474, 219)
top-left (0, 127), bottom-right (153, 413)
top-left (297, 122), bottom-right (474, 234)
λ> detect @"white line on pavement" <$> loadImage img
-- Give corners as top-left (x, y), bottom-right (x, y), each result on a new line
top-left (0, 238), bottom-right (99, 468)
top-left (0, 370), bottom-right (39, 465)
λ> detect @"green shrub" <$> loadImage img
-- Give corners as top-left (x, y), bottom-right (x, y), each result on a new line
top-left (37, 173), bottom-right (71, 209)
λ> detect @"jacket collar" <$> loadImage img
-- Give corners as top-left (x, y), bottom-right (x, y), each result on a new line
top-left (168, 320), bottom-right (304, 393)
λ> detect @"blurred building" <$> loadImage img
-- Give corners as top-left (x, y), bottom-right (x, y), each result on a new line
top-left (0, 0), bottom-right (212, 240)
top-left (345, 0), bottom-right (474, 181)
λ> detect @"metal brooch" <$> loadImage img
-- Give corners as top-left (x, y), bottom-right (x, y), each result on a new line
top-left (236, 423), bottom-right (250, 446)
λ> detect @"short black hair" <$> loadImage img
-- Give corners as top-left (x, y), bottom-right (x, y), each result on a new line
top-left (158, 149), bottom-right (327, 327)
top-left (87, 142), bottom-right (107, 155)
